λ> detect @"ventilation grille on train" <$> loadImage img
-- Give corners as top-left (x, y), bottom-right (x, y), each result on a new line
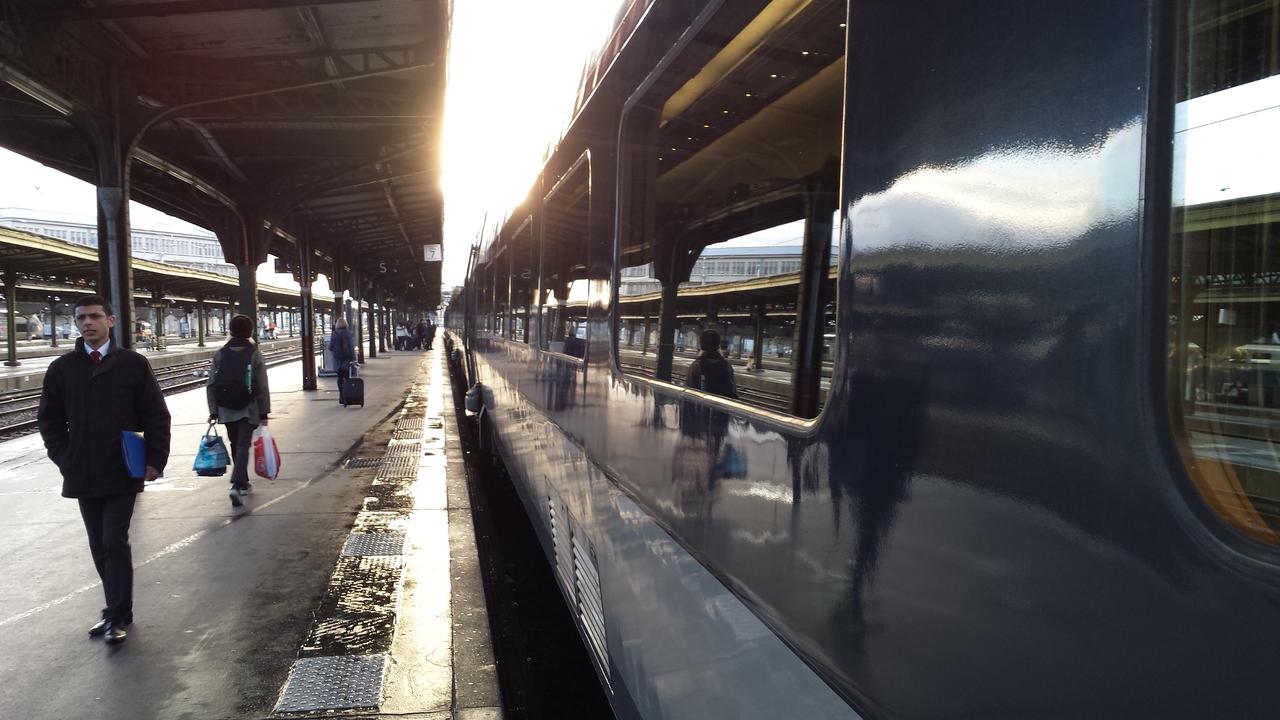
top-left (547, 493), bottom-right (611, 688)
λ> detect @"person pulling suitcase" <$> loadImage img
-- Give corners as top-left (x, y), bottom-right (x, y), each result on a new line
top-left (342, 362), bottom-right (364, 407)
top-left (329, 317), bottom-right (356, 404)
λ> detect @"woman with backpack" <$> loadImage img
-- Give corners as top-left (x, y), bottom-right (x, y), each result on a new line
top-left (206, 314), bottom-right (271, 507)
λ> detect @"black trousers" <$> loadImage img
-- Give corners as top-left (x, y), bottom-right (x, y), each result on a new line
top-left (224, 418), bottom-right (257, 489)
top-left (77, 493), bottom-right (138, 623)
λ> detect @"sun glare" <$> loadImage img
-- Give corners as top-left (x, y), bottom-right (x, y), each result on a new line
top-left (440, 0), bottom-right (626, 287)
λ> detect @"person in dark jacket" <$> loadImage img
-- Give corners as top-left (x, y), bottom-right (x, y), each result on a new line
top-left (37, 295), bottom-right (171, 644)
top-left (207, 314), bottom-right (271, 507)
top-left (329, 317), bottom-right (356, 400)
top-left (414, 319), bottom-right (427, 350)
top-left (686, 329), bottom-right (738, 398)
top-left (424, 318), bottom-right (437, 351)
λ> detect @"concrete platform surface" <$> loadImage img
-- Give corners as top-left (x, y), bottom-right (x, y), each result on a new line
top-left (0, 345), bottom-right (501, 719)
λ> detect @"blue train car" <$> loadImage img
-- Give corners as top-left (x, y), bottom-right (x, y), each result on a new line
top-left (449, 1), bottom-right (1280, 717)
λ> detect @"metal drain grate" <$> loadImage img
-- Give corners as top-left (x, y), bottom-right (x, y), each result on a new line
top-left (396, 417), bottom-right (424, 431)
top-left (342, 531), bottom-right (405, 556)
top-left (375, 454), bottom-right (418, 478)
top-left (344, 457), bottom-right (380, 469)
top-left (384, 441), bottom-right (422, 457)
top-left (274, 654), bottom-right (387, 713)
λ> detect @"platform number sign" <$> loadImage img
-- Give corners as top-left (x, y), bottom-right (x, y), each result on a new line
top-left (423, 244), bottom-right (442, 262)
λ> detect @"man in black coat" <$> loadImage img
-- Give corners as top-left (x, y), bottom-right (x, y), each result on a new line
top-left (37, 295), bottom-right (171, 644)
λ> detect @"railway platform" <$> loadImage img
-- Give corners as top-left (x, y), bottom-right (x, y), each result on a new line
top-left (0, 346), bottom-right (502, 719)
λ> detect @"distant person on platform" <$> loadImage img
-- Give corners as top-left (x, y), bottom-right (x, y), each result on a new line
top-left (395, 323), bottom-right (409, 350)
top-left (329, 317), bottom-right (357, 400)
top-left (686, 329), bottom-right (738, 399)
top-left (425, 318), bottom-right (437, 351)
top-left (207, 314), bottom-right (271, 507)
top-left (37, 294), bottom-right (171, 645)
top-left (414, 319), bottom-right (427, 350)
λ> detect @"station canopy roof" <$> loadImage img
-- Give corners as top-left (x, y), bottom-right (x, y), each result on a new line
top-left (0, 0), bottom-right (448, 308)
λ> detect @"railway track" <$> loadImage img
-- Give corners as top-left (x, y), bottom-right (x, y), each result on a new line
top-left (0, 347), bottom-right (302, 438)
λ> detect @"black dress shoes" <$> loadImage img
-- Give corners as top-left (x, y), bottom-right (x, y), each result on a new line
top-left (103, 622), bottom-right (127, 644)
top-left (89, 617), bottom-right (131, 642)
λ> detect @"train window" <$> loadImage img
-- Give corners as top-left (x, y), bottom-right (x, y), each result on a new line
top-left (616, 0), bottom-right (846, 417)
top-left (542, 154), bottom-right (592, 357)
top-left (1169, 0), bottom-right (1280, 544)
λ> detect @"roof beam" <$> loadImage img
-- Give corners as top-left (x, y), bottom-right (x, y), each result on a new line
top-left (177, 118), bottom-right (249, 183)
top-left (35, 0), bottom-right (394, 23)
top-left (296, 7), bottom-right (351, 83)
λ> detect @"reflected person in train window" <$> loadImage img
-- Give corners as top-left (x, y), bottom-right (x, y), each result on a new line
top-left (686, 329), bottom-right (738, 398)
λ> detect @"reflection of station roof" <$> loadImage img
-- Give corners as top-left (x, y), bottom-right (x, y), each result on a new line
top-left (0, 1), bottom-right (447, 307)
top-left (1, 227), bottom-right (302, 306)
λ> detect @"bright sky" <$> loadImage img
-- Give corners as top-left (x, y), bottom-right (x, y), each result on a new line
top-left (0, 147), bottom-right (208, 232)
top-left (439, 0), bottom-right (626, 288)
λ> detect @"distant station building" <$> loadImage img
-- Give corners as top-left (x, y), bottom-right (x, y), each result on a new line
top-left (0, 209), bottom-right (240, 341)
top-left (0, 208), bottom-right (233, 277)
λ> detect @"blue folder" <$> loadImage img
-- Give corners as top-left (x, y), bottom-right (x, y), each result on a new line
top-left (121, 431), bottom-right (146, 478)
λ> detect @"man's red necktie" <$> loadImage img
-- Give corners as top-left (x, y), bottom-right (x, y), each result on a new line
top-left (91, 350), bottom-right (101, 364)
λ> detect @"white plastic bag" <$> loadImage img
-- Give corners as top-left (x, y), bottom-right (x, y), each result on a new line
top-left (252, 424), bottom-right (281, 480)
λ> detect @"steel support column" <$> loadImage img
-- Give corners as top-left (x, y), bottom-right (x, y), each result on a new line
top-left (236, 264), bottom-right (258, 318)
top-left (48, 296), bottom-right (58, 348)
top-left (4, 269), bottom-right (19, 367)
top-left (790, 168), bottom-right (837, 417)
top-left (151, 289), bottom-right (167, 350)
top-left (83, 68), bottom-right (145, 349)
top-left (298, 238), bottom-right (317, 391)
top-left (656, 281), bottom-right (680, 382)
top-left (366, 292), bottom-right (377, 359)
top-left (197, 296), bottom-right (206, 347)
top-left (752, 305), bottom-right (765, 371)
top-left (376, 286), bottom-right (387, 353)
top-left (95, 181), bottom-right (133, 350)
top-left (352, 272), bottom-right (364, 364)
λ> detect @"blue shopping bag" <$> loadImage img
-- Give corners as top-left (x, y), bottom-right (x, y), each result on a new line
top-left (193, 421), bottom-right (230, 476)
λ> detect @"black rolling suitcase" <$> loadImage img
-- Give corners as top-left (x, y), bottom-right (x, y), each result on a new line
top-left (342, 364), bottom-right (365, 407)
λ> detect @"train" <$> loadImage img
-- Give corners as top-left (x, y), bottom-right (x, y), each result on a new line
top-left (446, 1), bottom-right (1280, 718)
top-left (0, 313), bottom-right (43, 341)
